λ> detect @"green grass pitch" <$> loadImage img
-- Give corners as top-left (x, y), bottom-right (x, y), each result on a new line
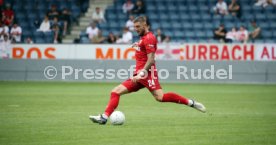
top-left (0, 82), bottom-right (276, 145)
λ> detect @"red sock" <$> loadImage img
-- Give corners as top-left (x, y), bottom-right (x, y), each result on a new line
top-left (162, 92), bottom-right (189, 105)
top-left (104, 92), bottom-right (120, 117)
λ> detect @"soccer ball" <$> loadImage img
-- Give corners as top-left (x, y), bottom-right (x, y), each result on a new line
top-left (110, 111), bottom-right (125, 125)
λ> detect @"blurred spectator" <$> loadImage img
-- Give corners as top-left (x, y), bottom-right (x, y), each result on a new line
top-left (131, 0), bottom-right (145, 14)
top-left (0, 34), bottom-right (11, 59)
top-left (255, 0), bottom-right (276, 7)
top-left (249, 20), bottom-right (261, 41)
top-left (0, 21), bottom-right (9, 41)
top-left (86, 22), bottom-right (99, 40)
top-left (126, 15), bottom-right (135, 31)
top-left (92, 30), bottom-right (105, 43)
top-left (116, 27), bottom-right (133, 44)
top-left (228, 0), bottom-right (241, 18)
top-left (60, 8), bottom-right (71, 36)
top-left (51, 17), bottom-right (62, 43)
top-left (156, 28), bottom-right (166, 43)
top-left (107, 32), bottom-right (117, 43)
top-left (214, 24), bottom-right (227, 42)
top-left (0, 0), bottom-right (4, 8)
top-left (37, 15), bottom-right (51, 32)
top-left (10, 23), bottom-right (22, 43)
top-left (213, 0), bottom-right (228, 15)
top-left (268, 0), bottom-right (276, 6)
top-left (25, 37), bottom-right (34, 44)
top-left (51, 17), bottom-right (62, 28)
top-left (225, 27), bottom-right (238, 43)
top-left (2, 3), bottom-right (14, 26)
top-left (47, 4), bottom-right (60, 20)
top-left (122, 0), bottom-right (134, 14)
top-left (91, 7), bottom-right (105, 24)
top-left (237, 26), bottom-right (249, 43)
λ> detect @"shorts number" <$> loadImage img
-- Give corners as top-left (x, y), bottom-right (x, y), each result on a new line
top-left (148, 79), bottom-right (155, 87)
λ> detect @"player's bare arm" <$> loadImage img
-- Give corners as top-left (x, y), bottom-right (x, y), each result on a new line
top-left (132, 52), bottom-right (155, 83)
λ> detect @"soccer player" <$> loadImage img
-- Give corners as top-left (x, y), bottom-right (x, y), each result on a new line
top-left (90, 16), bottom-right (206, 124)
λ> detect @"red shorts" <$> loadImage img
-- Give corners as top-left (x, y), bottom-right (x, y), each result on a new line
top-left (122, 73), bottom-right (162, 92)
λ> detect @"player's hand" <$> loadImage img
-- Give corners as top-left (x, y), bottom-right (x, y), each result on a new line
top-left (131, 42), bottom-right (138, 48)
top-left (131, 70), bottom-right (146, 83)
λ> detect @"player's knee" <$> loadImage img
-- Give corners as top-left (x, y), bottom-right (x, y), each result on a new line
top-left (111, 85), bottom-right (127, 95)
top-left (154, 95), bottom-right (163, 102)
top-left (111, 87), bottom-right (120, 94)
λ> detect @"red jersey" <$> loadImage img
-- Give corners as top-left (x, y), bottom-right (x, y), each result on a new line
top-left (135, 31), bottom-right (157, 74)
top-left (3, 10), bottom-right (14, 18)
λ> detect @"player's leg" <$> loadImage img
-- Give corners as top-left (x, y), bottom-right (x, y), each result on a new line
top-left (89, 79), bottom-right (144, 125)
top-left (89, 84), bottom-right (129, 124)
top-left (104, 84), bottom-right (129, 117)
top-left (151, 89), bottom-right (206, 113)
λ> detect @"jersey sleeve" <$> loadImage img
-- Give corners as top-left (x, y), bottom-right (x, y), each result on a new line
top-left (144, 35), bottom-right (157, 54)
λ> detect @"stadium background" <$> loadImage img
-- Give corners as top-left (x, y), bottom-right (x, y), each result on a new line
top-left (1, 0), bottom-right (276, 145)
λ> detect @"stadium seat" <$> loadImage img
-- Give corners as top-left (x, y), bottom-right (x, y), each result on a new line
top-left (99, 23), bottom-right (109, 29)
top-left (117, 13), bottom-right (127, 21)
top-left (262, 30), bottom-right (273, 38)
top-left (172, 22), bottom-right (182, 30)
top-left (195, 31), bottom-right (206, 39)
top-left (33, 31), bottom-right (44, 39)
top-left (160, 14), bottom-right (169, 20)
top-left (213, 15), bottom-right (222, 21)
top-left (206, 30), bottom-right (214, 38)
top-left (242, 5), bottom-right (252, 13)
top-left (169, 14), bottom-right (179, 21)
top-left (118, 21), bottom-right (126, 28)
top-left (157, 5), bottom-right (167, 12)
top-left (163, 30), bottom-right (173, 37)
top-left (186, 39), bottom-right (198, 43)
top-left (190, 14), bottom-right (201, 22)
top-left (264, 6), bottom-right (275, 14)
top-left (151, 23), bottom-right (161, 31)
top-left (204, 22), bottom-right (214, 30)
top-left (199, 5), bottom-right (209, 12)
top-left (147, 5), bottom-right (156, 12)
top-left (35, 38), bottom-right (46, 43)
top-left (254, 39), bottom-right (265, 43)
top-left (193, 23), bottom-right (204, 30)
top-left (168, 5), bottom-right (177, 12)
top-left (109, 22), bottom-right (120, 29)
top-left (259, 22), bottom-right (270, 30)
top-left (267, 14), bottom-right (276, 21)
top-left (243, 14), bottom-right (254, 22)
top-left (180, 14), bottom-right (190, 21)
top-left (161, 22), bottom-right (171, 30)
top-left (148, 13), bottom-right (159, 21)
top-left (188, 6), bottom-right (197, 13)
top-left (225, 22), bottom-right (235, 30)
top-left (80, 37), bottom-right (90, 44)
top-left (173, 31), bottom-right (185, 39)
top-left (201, 14), bottom-right (211, 22)
top-left (185, 31), bottom-right (196, 39)
top-left (255, 14), bottom-right (267, 21)
top-left (252, 6), bottom-right (263, 14)
top-left (273, 31), bottom-right (276, 38)
top-left (177, 5), bottom-right (188, 13)
top-left (182, 23), bottom-right (193, 30)
top-left (265, 39), bottom-right (275, 43)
